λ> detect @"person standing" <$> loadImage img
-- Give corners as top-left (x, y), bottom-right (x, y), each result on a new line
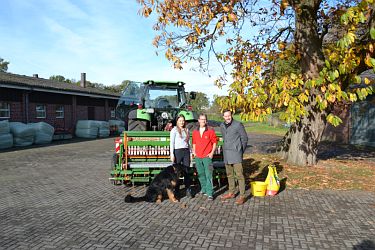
top-left (220, 110), bottom-right (248, 205)
top-left (192, 114), bottom-right (217, 201)
top-left (170, 115), bottom-right (193, 198)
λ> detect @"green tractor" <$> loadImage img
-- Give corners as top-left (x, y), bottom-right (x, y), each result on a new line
top-left (116, 80), bottom-right (198, 131)
top-left (110, 81), bottom-right (227, 186)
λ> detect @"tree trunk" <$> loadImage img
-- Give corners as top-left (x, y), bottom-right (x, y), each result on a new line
top-left (281, 0), bottom-right (326, 166)
top-left (278, 104), bottom-right (327, 166)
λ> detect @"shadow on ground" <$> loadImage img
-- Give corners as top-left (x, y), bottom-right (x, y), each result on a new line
top-left (0, 135), bottom-right (118, 153)
top-left (317, 141), bottom-right (375, 161)
top-left (353, 239), bottom-right (375, 250)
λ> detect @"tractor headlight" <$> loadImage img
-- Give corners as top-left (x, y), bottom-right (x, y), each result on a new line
top-left (161, 112), bottom-right (169, 119)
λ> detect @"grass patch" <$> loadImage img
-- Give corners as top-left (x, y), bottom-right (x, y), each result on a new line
top-left (242, 153), bottom-right (375, 193)
top-left (244, 122), bottom-right (288, 137)
top-left (208, 114), bottom-right (288, 136)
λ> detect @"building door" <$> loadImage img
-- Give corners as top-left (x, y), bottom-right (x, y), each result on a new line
top-left (88, 107), bottom-right (95, 120)
top-left (350, 96), bottom-right (375, 147)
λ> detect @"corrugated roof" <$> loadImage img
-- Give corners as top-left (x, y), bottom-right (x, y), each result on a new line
top-left (0, 72), bottom-right (120, 98)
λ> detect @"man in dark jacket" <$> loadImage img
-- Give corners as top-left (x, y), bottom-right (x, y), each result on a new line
top-left (220, 110), bottom-right (248, 205)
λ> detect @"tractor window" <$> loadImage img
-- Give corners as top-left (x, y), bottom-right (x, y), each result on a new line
top-left (146, 87), bottom-right (178, 108)
top-left (119, 82), bottom-right (142, 105)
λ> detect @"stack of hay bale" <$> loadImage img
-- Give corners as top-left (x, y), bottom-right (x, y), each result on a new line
top-left (98, 121), bottom-right (110, 138)
top-left (75, 120), bottom-right (100, 139)
top-left (0, 120), bottom-right (13, 149)
top-left (75, 120), bottom-right (112, 138)
top-left (9, 122), bottom-right (35, 147)
top-left (29, 122), bottom-right (55, 144)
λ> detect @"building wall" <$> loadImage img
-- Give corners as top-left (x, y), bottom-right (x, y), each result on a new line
top-left (0, 87), bottom-right (118, 134)
top-left (350, 95), bottom-right (375, 147)
top-left (9, 102), bottom-right (24, 122)
top-left (322, 95), bottom-right (375, 147)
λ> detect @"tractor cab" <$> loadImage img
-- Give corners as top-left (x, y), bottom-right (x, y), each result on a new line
top-left (116, 81), bottom-right (197, 131)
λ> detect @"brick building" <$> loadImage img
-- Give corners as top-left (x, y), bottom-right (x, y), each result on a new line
top-left (0, 72), bottom-right (120, 134)
top-left (322, 70), bottom-right (374, 147)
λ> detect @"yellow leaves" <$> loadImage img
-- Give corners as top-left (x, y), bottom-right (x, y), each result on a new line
top-left (223, 6), bottom-right (230, 12)
top-left (186, 35), bottom-right (198, 44)
top-left (327, 114), bottom-right (343, 127)
top-left (152, 35), bottom-right (161, 47)
top-left (278, 42), bottom-right (286, 50)
top-left (364, 77), bottom-right (372, 85)
top-left (228, 13), bottom-right (237, 22)
top-left (321, 85), bottom-right (326, 93)
top-left (298, 93), bottom-right (308, 103)
top-left (195, 26), bottom-right (201, 36)
top-left (254, 65), bottom-right (262, 74)
top-left (349, 93), bottom-right (357, 102)
top-left (326, 94), bottom-right (336, 103)
top-left (369, 43), bottom-right (374, 53)
top-left (365, 56), bottom-right (375, 67)
top-left (215, 21), bottom-right (223, 30)
top-left (347, 32), bottom-right (356, 43)
top-left (280, 0), bottom-right (289, 15)
top-left (141, 7), bottom-right (152, 17)
top-left (283, 94), bottom-right (290, 106)
top-left (165, 48), bottom-right (173, 60)
top-left (165, 38), bottom-right (172, 46)
top-left (328, 84), bottom-right (336, 91)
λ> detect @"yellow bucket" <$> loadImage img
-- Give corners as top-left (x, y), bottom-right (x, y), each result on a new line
top-left (250, 181), bottom-right (268, 197)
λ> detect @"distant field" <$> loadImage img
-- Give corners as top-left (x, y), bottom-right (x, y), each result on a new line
top-left (208, 113), bottom-right (288, 137)
top-left (244, 122), bottom-right (288, 137)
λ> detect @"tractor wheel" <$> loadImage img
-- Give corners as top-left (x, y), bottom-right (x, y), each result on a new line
top-left (186, 121), bottom-right (197, 131)
top-left (128, 120), bottom-right (147, 131)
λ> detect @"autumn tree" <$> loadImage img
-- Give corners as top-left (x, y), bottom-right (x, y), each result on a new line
top-left (138, 0), bottom-right (374, 166)
top-left (188, 91), bottom-right (210, 112)
top-left (104, 80), bottom-right (132, 94)
top-left (0, 58), bottom-right (9, 72)
top-left (49, 75), bottom-right (74, 84)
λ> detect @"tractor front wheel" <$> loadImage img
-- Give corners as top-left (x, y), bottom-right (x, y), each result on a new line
top-left (128, 119), bottom-right (147, 131)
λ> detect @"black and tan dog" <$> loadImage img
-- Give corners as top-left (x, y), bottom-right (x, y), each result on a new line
top-left (124, 164), bottom-right (183, 203)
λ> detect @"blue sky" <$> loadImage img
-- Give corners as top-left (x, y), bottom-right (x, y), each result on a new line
top-left (0, 0), bottom-right (228, 99)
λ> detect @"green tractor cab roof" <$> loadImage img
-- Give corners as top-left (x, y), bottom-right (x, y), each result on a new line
top-left (144, 80), bottom-right (185, 87)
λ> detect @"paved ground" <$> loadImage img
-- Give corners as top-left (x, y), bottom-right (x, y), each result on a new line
top-left (0, 137), bottom-right (374, 250)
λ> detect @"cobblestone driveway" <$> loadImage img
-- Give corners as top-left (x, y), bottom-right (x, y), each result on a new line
top-left (0, 138), bottom-right (374, 249)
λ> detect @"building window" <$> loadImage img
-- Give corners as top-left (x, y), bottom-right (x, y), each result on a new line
top-left (56, 105), bottom-right (64, 118)
top-left (36, 104), bottom-right (46, 118)
top-left (0, 102), bottom-right (10, 118)
top-left (110, 109), bottom-right (116, 118)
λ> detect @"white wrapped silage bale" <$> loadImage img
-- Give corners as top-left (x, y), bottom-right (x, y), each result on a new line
top-left (75, 120), bottom-right (100, 139)
top-left (0, 133), bottom-right (13, 149)
top-left (0, 120), bottom-right (10, 134)
top-left (76, 120), bottom-right (100, 129)
top-left (75, 127), bottom-right (98, 138)
top-left (9, 122), bottom-right (35, 147)
top-left (109, 120), bottom-right (125, 127)
top-left (98, 121), bottom-right (110, 138)
top-left (28, 122), bottom-right (55, 144)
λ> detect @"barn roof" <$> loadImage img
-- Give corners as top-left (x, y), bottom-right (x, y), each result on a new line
top-left (0, 72), bottom-right (120, 100)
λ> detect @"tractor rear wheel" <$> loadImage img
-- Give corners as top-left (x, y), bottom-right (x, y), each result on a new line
top-left (128, 119), bottom-right (147, 131)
